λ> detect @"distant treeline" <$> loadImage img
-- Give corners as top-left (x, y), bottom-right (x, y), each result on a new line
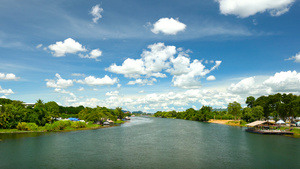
top-left (154, 93), bottom-right (300, 122)
top-left (0, 98), bottom-right (125, 129)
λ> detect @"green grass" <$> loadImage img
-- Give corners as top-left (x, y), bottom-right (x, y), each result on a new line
top-left (0, 122), bottom-right (104, 133)
top-left (291, 128), bottom-right (300, 135)
top-left (114, 120), bottom-right (125, 124)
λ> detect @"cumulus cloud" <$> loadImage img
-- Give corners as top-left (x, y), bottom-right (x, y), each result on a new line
top-left (76, 75), bottom-right (118, 86)
top-left (216, 0), bottom-right (295, 18)
top-left (227, 70), bottom-right (300, 96)
top-left (106, 43), bottom-right (176, 79)
top-left (48, 38), bottom-right (87, 57)
top-left (54, 88), bottom-right (77, 103)
top-left (0, 73), bottom-right (19, 80)
top-left (79, 48), bottom-right (102, 60)
top-left (207, 75), bottom-right (216, 81)
top-left (227, 77), bottom-right (260, 95)
top-left (0, 86), bottom-right (14, 95)
top-left (286, 52), bottom-right (300, 63)
top-left (263, 70), bottom-right (300, 92)
top-left (106, 42), bottom-right (221, 88)
top-left (106, 58), bottom-right (146, 78)
top-left (45, 73), bottom-right (73, 88)
top-left (151, 18), bottom-right (186, 35)
top-left (171, 60), bottom-right (222, 88)
top-left (90, 4), bottom-right (103, 23)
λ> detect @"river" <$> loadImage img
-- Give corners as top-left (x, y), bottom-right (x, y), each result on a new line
top-left (0, 117), bottom-right (299, 168)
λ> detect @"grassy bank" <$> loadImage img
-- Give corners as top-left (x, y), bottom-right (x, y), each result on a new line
top-left (0, 120), bottom-right (126, 134)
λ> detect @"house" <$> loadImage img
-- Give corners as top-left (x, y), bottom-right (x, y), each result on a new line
top-left (246, 120), bottom-right (293, 135)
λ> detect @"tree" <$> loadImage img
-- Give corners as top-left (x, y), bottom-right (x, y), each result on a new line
top-left (242, 107), bottom-right (253, 122)
top-left (227, 101), bottom-right (242, 120)
top-left (45, 101), bottom-right (60, 122)
top-left (252, 106), bottom-right (264, 120)
top-left (246, 96), bottom-right (255, 108)
top-left (114, 107), bottom-right (124, 119)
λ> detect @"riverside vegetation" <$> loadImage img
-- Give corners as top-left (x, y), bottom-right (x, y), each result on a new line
top-left (0, 99), bottom-right (126, 132)
top-left (154, 93), bottom-right (300, 135)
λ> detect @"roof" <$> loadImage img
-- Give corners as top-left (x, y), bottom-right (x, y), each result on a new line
top-left (246, 121), bottom-right (268, 127)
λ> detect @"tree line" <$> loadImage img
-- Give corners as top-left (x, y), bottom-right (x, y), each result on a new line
top-left (154, 93), bottom-right (300, 122)
top-left (0, 98), bottom-right (125, 129)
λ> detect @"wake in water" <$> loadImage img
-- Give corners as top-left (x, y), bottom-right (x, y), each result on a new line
top-left (121, 117), bottom-right (153, 127)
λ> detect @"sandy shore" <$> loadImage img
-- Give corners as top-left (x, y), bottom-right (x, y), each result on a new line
top-left (208, 119), bottom-right (234, 125)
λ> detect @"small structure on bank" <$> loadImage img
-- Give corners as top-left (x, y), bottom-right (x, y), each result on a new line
top-left (246, 120), bottom-right (293, 135)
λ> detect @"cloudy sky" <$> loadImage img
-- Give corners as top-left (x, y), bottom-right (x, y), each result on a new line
top-left (1, 0), bottom-right (300, 112)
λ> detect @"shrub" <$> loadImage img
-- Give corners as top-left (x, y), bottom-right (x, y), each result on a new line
top-left (45, 120), bottom-right (72, 131)
top-left (17, 122), bottom-right (28, 131)
top-left (16, 122), bottom-right (38, 131)
top-left (71, 121), bottom-right (86, 128)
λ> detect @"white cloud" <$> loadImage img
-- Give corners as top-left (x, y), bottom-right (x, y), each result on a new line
top-left (90, 4), bottom-right (103, 23)
top-left (263, 70), bottom-right (300, 92)
top-left (45, 73), bottom-right (73, 88)
top-left (207, 75), bottom-right (216, 81)
top-left (79, 48), bottom-right (102, 60)
top-left (78, 87), bottom-right (85, 91)
top-left (227, 77), bottom-right (259, 94)
top-left (106, 43), bottom-right (221, 88)
top-left (151, 18), bottom-right (186, 35)
top-left (127, 78), bottom-right (157, 86)
top-left (36, 44), bottom-right (42, 48)
top-left (139, 90), bottom-right (144, 93)
top-left (172, 60), bottom-right (222, 88)
top-left (142, 43), bottom-right (177, 74)
top-left (48, 38), bottom-right (87, 57)
top-left (0, 73), bottom-right (19, 80)
top-left (54, 88), bottom-right (77, 103)
top-left (286, 52), bottom-right (300, 63)
top-left (77, 75), bottom-right (118, 86)
top-left (106, 58), bottom-right (146, 78)
top-left (227, 71), bottom-right (300, 96)
top-left (0, 86), bottom-right (14, 95)
top-left (106, 43), bottom-right (176, 79)
top-left (117, 84), bottom-right (122, 89)
top-left (105, 91), bottom-right (119, 96)
top-left (71, 73), bottom-right (85, 77)
top-left (216, 0), bottom-right (295, 18)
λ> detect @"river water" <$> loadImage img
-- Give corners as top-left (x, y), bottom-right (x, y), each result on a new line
top-left (0, 117), bottom-right (299, 169)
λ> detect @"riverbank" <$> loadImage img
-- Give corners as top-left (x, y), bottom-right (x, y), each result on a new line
top-left (0, 121), bottom-right (126, 134)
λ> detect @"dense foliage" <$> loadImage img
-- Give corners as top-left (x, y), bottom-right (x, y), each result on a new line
top-left (154, 106), bottom-right (230, 121)
top-left (0, 98), bottom-right (124, 129)
top-left (155, 93), bottom-right (300, 123)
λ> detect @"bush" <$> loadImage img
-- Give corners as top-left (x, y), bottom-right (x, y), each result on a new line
top-left (45, 120), bottom-right (72, 131)
top-left (16, 122), bottom-right (27, 131)
top-left (16, 122), bottom-right (38, 131)
top-left (71, 121), bottom-right (86, 128)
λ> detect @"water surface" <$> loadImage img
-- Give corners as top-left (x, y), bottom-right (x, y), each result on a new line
top-left (1, 117), bottom-right (299, 168)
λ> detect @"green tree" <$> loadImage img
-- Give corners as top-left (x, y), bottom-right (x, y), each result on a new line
top-left (227, 101), bottom-right (242, 120)
top-left (242, 107), bottom-right (253, 122)
top-left (246, 96), bottom-right (255, 108)
top-left (45, 101), bottom-right (60, 122)
top-left (252, 106), bottom-right (264, 120)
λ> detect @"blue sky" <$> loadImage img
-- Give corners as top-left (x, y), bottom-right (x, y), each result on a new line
top-left (1, 0), bottom-right (300, 112)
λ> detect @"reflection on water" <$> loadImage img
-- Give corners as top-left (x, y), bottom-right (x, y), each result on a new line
top-left (0, 132), bottom-right (47, 141)
top-left (121, 116), bottom-right (153, 127)
top-left (0, 117), bottom-right (300, 169)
